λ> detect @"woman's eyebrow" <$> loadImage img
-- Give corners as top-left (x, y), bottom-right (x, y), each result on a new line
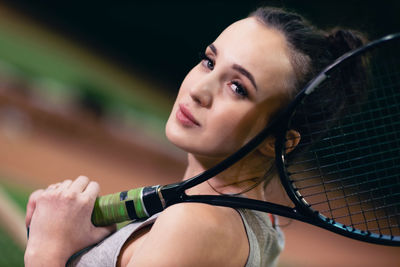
top-left (208, 43), bottom-right (258, 91)
top-left (209, 43), bottom-right (218, 55)
top-left (232, 64), bottom-right (258, 91)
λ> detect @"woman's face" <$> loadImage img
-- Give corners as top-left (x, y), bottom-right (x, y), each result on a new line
top-left (166, 17), bottom-right (294, 159)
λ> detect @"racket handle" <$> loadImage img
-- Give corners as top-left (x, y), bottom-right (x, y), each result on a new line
top-left (92, 185), bottom-right (165, 226)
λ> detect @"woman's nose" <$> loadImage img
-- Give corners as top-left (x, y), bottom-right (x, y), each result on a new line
top-left (189, 77), bottom-right (217, 108)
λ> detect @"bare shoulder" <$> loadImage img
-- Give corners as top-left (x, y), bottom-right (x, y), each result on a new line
top-left (157, 202), bottom-right (244, 231)
top-left (127, 203), bottom-right (249, 267)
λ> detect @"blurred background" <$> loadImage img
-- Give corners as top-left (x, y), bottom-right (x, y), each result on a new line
top-left (0, 0), bottom-right (399, 266)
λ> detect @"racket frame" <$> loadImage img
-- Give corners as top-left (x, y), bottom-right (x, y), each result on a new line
top-left (273, 32), bottom-right (400, 245)
top-left (173, 32), bottom-right (400, 246)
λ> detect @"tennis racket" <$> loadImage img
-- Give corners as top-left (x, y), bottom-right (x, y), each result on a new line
top-left (92, 33), bottom-right (400, 246)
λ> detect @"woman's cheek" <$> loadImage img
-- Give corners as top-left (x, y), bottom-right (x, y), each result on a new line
top-left (165, 112), bottom-right (180, 144)
top-left (222, 107), bottom-right (268, 145)
top-left (206, 108), bottom-right (251, 148)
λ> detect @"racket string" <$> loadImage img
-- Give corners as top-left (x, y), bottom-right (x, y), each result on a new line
top-left (315, 194), bottom-right (399, 235)
top-left (308, 124), bottom-right (400, 155)
top-left (284, 46), bottom-right (400, 237)
top-left (328, 202), bottom-right (399, 223)
top-left (290, 163), bottom-right (398, 185)
top-left (286, 129), bottom-right (399, 166)
top-left (335, 116), bottom-right (359, 227)
top-left (294, 93), bottom-right (400, 141)
top-left (309, 90), bottom-right (400, 122)
top-left (300, 182), bottom-right (399, 207)
top-left (295, 110), bottom-right (400, 152)
top-left (290, 159), bottom-right (398, 190)
top-left (304, 103), bottom-right (337, 220)
top-left (280, 37), bottom-right (400, 240)
top-left (290, 147), bottom-right (398, 182)
top-left (320, 193), bottom-right (400, 216)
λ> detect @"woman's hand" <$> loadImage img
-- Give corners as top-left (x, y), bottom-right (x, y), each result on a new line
top-left (24, 176), bottom-right (115, 266)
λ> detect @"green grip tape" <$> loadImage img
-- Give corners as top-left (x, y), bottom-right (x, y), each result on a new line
top-left (92, 187), bottom-right (146, 226)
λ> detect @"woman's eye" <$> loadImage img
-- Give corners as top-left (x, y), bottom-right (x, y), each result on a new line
top-left (199, 52), bottom-right (214, 70)
top-left (229, 82), bottom-right (248, 98)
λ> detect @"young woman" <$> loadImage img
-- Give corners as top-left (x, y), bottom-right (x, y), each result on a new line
top-left (24, 7), bottom-right (365, 267)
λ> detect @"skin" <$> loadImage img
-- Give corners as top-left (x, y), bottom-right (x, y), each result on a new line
top-left (24, 17), bottom-right (296, 267)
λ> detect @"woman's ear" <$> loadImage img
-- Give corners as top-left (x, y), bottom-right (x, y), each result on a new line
top-left (285, 129), bottom-right (301, 154)
top-left (258, 130), bottom-right (301, 157)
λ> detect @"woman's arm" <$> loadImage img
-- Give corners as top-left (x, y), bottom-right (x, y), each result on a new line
top-left (24, 176), bottom-right (115, 267)
top-left (126, 203), bottom-right (249, 267)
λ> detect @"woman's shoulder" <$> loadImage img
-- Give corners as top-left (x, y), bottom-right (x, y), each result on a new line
top-left (127, 203), bottom-right (249, 267)
top-left (159, 202), bottom-right (244, 229)
top-left (156, 202), bottom-right (248, 244)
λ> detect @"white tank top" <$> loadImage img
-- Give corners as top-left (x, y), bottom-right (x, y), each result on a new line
top-left (67, 208), bottom-right (284, 267)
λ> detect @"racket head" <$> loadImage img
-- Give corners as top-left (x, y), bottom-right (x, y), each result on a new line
top-left (275, 33), bottom-right (400, 245)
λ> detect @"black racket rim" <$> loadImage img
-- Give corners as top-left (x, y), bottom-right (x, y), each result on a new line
top-left (275, 32), bottom-right (400, 245)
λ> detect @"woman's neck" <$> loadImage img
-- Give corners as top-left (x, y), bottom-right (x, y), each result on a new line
top-left (182, 152), bottom-right (272, 200)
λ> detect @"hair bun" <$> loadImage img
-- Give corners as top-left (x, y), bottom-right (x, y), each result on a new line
top-left (327, 29), bottom-right (367, 59)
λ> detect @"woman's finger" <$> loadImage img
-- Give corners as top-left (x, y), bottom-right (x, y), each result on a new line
top-left (83, 181), bottom-right (100, 200)
top-left (45, 183), bottom-right (61, 191)
top-left (56, 179), bottom-right (73, 191)
top-left (69, 176), bottom-right (90, 193)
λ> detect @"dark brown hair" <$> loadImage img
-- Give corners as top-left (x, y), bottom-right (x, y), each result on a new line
top-left (250, 7), bottom-right (366, 95)
top-left (249, 7), bottom-right (368, 150)
top-left (244, 7), bottom-right (369, 193)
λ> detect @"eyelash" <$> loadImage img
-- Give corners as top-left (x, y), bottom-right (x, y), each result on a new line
top-left (229, 81), bottom-right (248, 98)
top-left (198, 51), bottom-right (248, 98)
top-left (198, 51), bottom-right (214, 70)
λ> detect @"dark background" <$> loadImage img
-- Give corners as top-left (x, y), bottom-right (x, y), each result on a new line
top-left (4, 0), bottom-right (400, 93)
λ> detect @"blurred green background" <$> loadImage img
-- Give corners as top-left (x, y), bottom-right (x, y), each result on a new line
top-left (0, 1), bottom-right (399, 266)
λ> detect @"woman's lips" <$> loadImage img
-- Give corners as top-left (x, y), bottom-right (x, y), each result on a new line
top-left (176, 104), bottom-right (200, 127)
